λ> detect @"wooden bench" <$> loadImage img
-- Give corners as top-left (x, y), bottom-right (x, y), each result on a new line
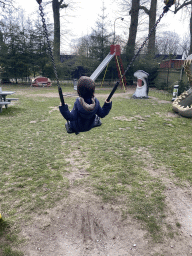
top-left (0, 102), bottom-right (10, 112)
top-left (6, 98), bottom-right (19, 102)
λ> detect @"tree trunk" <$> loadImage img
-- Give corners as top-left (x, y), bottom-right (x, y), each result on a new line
top-left (190, 5), bottom-right (192, 54)
top-left (174, 1), bottom-right (192, 55)
top-left (126, 0), bottom-right (140, 63)
top-left (148, 0), bottom-right (157, 55)
top-left (52, 0), bottom-right (61, 63)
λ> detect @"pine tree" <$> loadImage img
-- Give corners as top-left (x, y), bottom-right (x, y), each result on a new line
top-left (89, 3), bottom-right (112, 63)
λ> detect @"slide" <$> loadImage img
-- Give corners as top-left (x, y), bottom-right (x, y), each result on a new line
top-left (90, 52), bottom-right (115, 81)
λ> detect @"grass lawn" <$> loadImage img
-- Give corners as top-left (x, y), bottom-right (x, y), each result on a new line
top-left (0, 84), bottom-right (192, 255)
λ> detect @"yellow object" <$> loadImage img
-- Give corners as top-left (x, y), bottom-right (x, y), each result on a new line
top-left (0, 213), bottom-right (2, 219)
top-left (164, 0), bottom-right (176, 5)
top-left (101, 63), bottom-right (109, 88)
top-left (115, 56), bottom-right (126, 93)
top-left (184, 59), bottom-right (192, 83)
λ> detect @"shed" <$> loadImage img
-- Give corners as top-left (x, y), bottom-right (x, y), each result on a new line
top-left (159, 59), bottom-right (184, 69)
top-left (31, 76), bottom-right (52, 87)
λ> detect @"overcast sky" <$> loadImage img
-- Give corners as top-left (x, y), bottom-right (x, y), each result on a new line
top-left (15, 0), bottom-right (190, 54)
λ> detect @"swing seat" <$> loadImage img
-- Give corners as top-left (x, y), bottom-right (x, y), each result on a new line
top-left (65, 115), bottom-right (102, 135)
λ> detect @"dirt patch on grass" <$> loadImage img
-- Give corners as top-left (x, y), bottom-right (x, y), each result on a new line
top-left (138, 148), bottom-right (192, 247)
top-left (20, 193), bottom-right (149, 256)
top-left (19, 147), bottom-right (192, 256)
top-left (20, 187), bottom-right (192, 256)
top-left (16, 87), bottom-right (136, 99)
top-left (64, 150), bottom-right (90, 185)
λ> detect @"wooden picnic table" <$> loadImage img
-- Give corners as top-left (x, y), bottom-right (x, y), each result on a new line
top-left (0, 91), bottom-right (18, 112)
top-left (0, 91), bottom-right (15, 101)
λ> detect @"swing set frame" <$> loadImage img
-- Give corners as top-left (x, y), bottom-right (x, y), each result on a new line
top-left (36, 0), bottom-right (176, 105)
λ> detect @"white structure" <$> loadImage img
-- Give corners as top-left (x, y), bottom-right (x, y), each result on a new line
top-left (90, 52), bottom-right (115, 81)
top-left (132, 70), bottom-right (149, 99)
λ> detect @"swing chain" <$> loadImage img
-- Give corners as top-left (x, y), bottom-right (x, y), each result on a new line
top-left (38, 4), bottom-right (59, 85)
top-left (37, 1), bottom-right (65, 106)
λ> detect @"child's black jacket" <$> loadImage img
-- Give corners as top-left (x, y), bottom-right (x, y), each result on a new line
top-left (59, 97), bottom-right (112, 133)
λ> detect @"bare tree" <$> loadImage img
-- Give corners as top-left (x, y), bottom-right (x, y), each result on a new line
top-left (140, 0), bottom-right (157, 55)
top-left (126, 0), bottom-right (140, 62)
top-left (121, 0), bottom-right (158, 62)
top-left (0, 0), bottom-right (12, 8)
top-left (174, 0), bottom-right (192, 54)
top-left (180, 33), bottom-right (190, 58)
top-left (52, 0), bottom-right (68, 62)
top-left (156, 31), bottom-right (182, 55)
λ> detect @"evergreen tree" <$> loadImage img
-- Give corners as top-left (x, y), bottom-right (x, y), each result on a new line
top-left (89, 3), bottom-right (112, 63)
top-left (0, 7), bottom-right (54, 82)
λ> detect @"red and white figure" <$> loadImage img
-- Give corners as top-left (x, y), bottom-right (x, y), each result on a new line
top-left (132, 70), bottom-right (149, 99)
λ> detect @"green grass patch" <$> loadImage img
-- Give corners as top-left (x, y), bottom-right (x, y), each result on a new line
top-left (0, 218), bottom-right (24, 256)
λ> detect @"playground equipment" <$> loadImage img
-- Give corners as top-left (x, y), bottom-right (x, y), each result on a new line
top-left (36, 0), bottom-right (176, 106)
top-left (90, 45), bottom-right (126, 90)
top-left (31, 76), bottom-right (52, 87)
top-left (132, 70), bottom-right (149, 99)
top-left (184, 54), bottom-right (192, 85)
top-left (36, 0), bottom-right (177, 131)
top-left (172, 54), bottom-right (192, 117)
top-left (172, 89), bottom-right (192, 117)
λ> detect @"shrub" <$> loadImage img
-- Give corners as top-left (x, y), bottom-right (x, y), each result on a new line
top-left (132, 56), bottom-right (159, 87)
top-left (178, 80), bottom-right (190, 95)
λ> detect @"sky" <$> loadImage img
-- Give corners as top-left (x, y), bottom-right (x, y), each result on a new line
top-left (14, 0), bottom-right (191, 54)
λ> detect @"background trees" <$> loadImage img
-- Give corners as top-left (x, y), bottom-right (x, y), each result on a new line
top-left (174, 0), bottom-right (192, 53)
top-left (0, 0), bottom-right (191, 86)
top-left (156, 31), bottom-right (181, 56)
top-left (0, 0), bottom-right (13, 8)
top-left (70, 3), bottom-right (115, 79)
top-left (89, 5), bottom-right (112, 62)
top-left (0, 6), bottom-right (53, 82)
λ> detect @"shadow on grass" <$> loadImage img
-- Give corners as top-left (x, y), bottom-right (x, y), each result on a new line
top-left (0, 107), bottom-right (24, 117)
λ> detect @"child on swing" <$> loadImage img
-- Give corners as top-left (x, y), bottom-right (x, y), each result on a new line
top-left (59, 76), bottom-right (112, 134)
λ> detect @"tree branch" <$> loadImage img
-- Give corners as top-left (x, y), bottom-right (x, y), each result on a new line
top-left (60, 3), bottom-right (68, 8)
top-left (139, 5), bottom-right (150, 15)
top-left (59, 0), bottom-right (68, 8)
top-left (0, 0), bottom-right (6, 7)
top-left (174, 0), bottom-right (192, 14)
top-left (0, 0), bottom-right (13, 8)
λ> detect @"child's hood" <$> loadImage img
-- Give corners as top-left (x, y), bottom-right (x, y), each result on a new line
top-left (75, 97), bottom-right (99, 119)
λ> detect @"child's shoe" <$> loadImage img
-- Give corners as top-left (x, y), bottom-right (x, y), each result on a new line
top-left (93, 115), bottom-right (102, 127)
top-left (65, 121), bottom-right (74, 133)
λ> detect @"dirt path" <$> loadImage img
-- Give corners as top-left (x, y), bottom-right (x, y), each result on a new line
top-left (18, 90), bottom-right (192, 255)
top-left (15, 86), bottom-right (136, 99)
top-left (20, 175), bottom-right (192, 256)
top-left (20, 150), bottom-right (192, 256)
